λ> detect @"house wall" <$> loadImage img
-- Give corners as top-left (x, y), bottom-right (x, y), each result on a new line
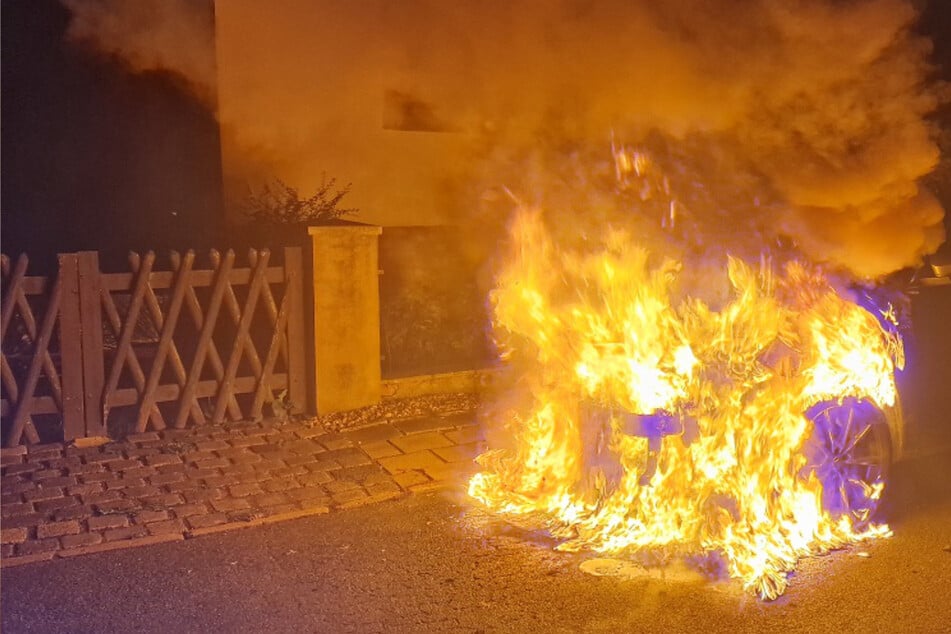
top-left (214, 0), bottom-right (487, 228)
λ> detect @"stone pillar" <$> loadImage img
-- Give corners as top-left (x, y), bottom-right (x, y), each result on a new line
top-left (307, 224), bottom-right (383, 414)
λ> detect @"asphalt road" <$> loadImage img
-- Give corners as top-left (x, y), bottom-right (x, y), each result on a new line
top-left (3, 446), bottom-right (951, 634)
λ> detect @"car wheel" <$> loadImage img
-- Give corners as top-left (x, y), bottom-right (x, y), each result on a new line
top-left (801, 397), bottom-right (892, 528)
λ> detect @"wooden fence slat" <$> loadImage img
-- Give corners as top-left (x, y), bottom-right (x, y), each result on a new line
top-left (8, 273), bottom-right (62, 445)
top-left (0, 257), bottom-right (32, 444)
top-left (109, 374), bottom-right (287, 407)
top-left (0, 394), bottom-right (60, 417)
top-left (174, 249), bottom-right (235, 428)
top-left (169, 251), bottom-right (241, 421)
top-left (212, 249), bottom-right (270, 423)
top-left (214, 251), bottom-right (264, 382)
top-left (1, 254), bottom-right (29, 337)
top-left (2, 256), bottom-right (65, 415)
top-left (1, 356), bottom-right (24, 420)
top-left (58, 253), bottom-right (86, 443)
top-left (134, 251), bottom-right (195, 432)
top-left (100, 284), bottom-right (165, 428)
top-left (250, 277), bottom-right (291, 419)
top-left (130, 251), bottom-right (203, 428)
top-left (100, 251), bottom-right (165, 429)
top-left (250, 251), bottom-right (290, 370)
top-left (77, 252), bottom-right (105, 438)
top-left (12, 286), bottom-right (65, 413)
top-left (284, 247), bottom-right (306, 413)
top-left (7, 276), bottom-right (53, 296)
top-left (99, 267), bottom-right (285, 292)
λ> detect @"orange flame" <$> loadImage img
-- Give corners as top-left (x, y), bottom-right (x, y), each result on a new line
top-left (469, 193), bottom-right (901, 598)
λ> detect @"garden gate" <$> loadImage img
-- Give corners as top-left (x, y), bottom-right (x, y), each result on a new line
top-left (0, 248), bottom-right (306, 447)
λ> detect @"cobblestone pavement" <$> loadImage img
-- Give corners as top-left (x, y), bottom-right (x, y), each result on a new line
top-left (0, 410), bottom-right (484, 566)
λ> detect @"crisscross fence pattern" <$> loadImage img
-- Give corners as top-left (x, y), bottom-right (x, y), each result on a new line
top-left (0, 254), bottom-right (67, 445)
top-left (1, 248), bottom-right (306, 447)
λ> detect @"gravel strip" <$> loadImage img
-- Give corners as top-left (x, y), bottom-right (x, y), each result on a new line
top-left (315, 393), bottom-right (480, 432)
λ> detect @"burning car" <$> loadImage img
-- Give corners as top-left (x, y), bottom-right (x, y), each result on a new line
top-left (468, 150), bottom-right (909, 599)
top-left (576, 282), bottom-right (909, 527)
top-left (580, 390), bottom-right (901, 532)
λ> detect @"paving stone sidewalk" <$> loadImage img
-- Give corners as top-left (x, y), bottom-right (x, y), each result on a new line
top-left (0, 411), bottom-right (484, 567)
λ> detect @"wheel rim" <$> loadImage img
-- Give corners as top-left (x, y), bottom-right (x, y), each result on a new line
top-left (802, 398), bottom-right (889, 527)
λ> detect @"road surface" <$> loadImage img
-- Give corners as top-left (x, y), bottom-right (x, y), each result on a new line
top-left (3, 448), bottom-right (951, 634)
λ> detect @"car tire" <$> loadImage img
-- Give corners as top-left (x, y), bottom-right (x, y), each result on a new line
top-left (801, 397), bottom-right (892, 529)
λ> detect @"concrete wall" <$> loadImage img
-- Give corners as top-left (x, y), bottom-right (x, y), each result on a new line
top-left (308, 224), bottom-right (496, 412)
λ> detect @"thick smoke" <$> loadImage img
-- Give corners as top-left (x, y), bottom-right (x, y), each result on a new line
top-left (443, 0), bottom-right (947, 279)
top-left (59, 0), bottom-right (946, 277)
top-left (60, 0), bottom-right (217, 105)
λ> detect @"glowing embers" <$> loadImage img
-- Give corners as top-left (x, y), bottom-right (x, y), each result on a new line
top-left (468, 209), bottom-right (900, 599)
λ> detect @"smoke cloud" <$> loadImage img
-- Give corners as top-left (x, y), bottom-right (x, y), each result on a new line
top-left (60, 0), bottom-right (217, 105)
top-left (441, 0), bottom-right (947, 279)
top-left (58, 0), bottom-right (946, 278)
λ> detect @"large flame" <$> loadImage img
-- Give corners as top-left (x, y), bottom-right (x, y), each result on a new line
top-left (469, 159), bottom-right (904, 598)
